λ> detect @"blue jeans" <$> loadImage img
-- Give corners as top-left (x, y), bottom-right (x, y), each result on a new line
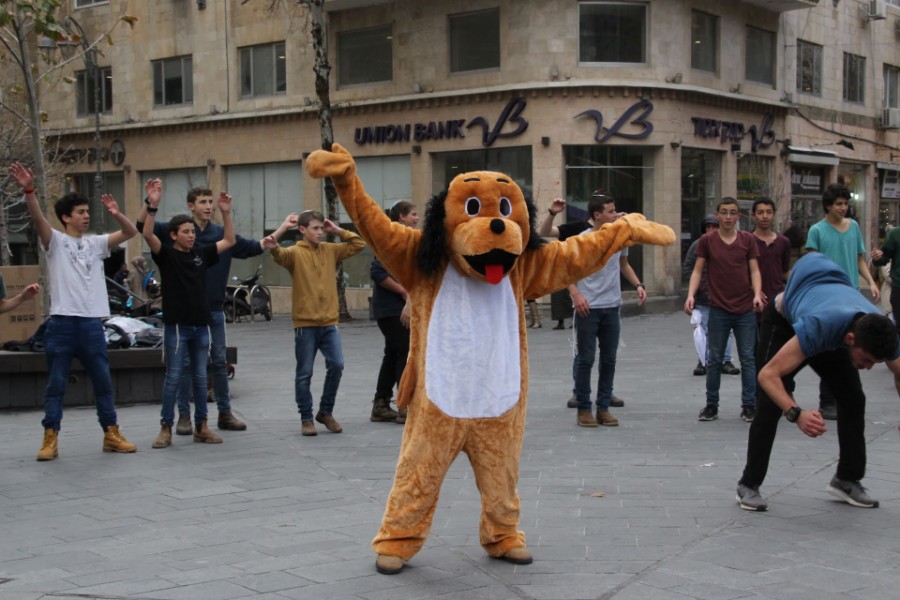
top-left (42, 316), bottom-right (117, 431)
top-left (294, 326), bottom-right (344, 422)
top-left (573, 307), bottom-right (621, 412)
top-left (706, 307), bottom-right (756, 407)
top-left (695, 304), bottom-right (733, 363)
top-left (177, 311), bottom-right (231, 415)
top-left (161, 324), bottom-right (210, 426)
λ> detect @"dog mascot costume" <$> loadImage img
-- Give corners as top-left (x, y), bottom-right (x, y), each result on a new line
top-left (307, 144), bottom-right (675, 574)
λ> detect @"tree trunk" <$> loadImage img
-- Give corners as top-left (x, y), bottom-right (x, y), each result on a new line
top-left (307, 0), bottom-right (352, 321)
top-left (15, 8), bottom-right (50, 313)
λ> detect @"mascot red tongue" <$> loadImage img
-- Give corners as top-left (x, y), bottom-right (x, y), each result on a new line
top-left (303, 143), bottom-right (676, 576)
top-left (485, 264), bottom-right (504, 284)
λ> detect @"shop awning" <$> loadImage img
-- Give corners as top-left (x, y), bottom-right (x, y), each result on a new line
top-left (785, 146), bottom-right (839, 166)
top-left (877, 162), bottom-right (900, 171)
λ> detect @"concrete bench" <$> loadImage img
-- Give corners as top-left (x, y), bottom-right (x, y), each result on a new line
top-left (0, 347), bottom-right (237, 410)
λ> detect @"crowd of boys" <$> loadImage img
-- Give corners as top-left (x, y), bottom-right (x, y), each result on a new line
top-left (5, 161), bottom-right (900, 514)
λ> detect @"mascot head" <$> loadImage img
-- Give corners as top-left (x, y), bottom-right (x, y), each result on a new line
top-left (418, 171), bottom-right (545, 283)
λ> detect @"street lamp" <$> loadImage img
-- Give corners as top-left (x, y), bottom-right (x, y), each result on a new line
top-left (39, 16), bottom-right (104, 233)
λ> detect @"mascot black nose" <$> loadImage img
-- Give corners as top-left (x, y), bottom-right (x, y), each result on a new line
top-left (490, 219), bottom-right (505, 234)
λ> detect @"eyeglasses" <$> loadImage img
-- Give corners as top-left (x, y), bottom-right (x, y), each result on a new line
top-left (718, 210), bottom-right (739, 217)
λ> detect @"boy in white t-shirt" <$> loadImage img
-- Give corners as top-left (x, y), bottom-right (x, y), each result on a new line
top-left (10, 162), bottom-right (140, 461)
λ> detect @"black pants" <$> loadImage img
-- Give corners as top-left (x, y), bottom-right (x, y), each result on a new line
top-left (375, 316), bottom-right (410, 400)
top-left (739, 302), bottom-right (867, 488)
top-left (891, 286), bottom-right (900, 333)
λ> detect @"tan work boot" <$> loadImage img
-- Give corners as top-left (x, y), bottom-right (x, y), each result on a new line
top-left (396, 408), bottom-right (407, 424)
top-left (375, 554), bottom-right (405, 575)
top-left (527, 300), bottom-right (542, 328)
top-left (175, 414), bottom-right (192, 436)
top-left (315, 412), bottom-right (343, 433)
top-left (152, 424), bottom-right (172, 449)
top-left (217, 411), bottom-right (247, 431)
top-left (300, 420), bottom-right (317, 436)
top-left (36, 428), bottom-right (59, 461)
top-left (576, 410), bottom-right (598, 427)
top-left (596, 411), bottom-right (619, 427)
top-left (193, 419), bottom-right (223, 444)
top-left (370, 397), bottom-right (398, 422)
top-left (102, 425), bottom-right (137, 453)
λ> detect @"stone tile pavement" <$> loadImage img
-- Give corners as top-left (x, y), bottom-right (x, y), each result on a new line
top-left (2, 310), bottom-right (900, 599)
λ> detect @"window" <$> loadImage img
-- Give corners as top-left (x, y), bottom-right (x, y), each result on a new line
top-left (75, 66), bottom-right (112, 116)
top-left (796, 40), bottom-right (822, 96)
top-left (843, 52), bottom-right (865, 103)
top-left (239, 42), bottom-right (286, 98)
top-left (338, 26), bottom-right (392, 86)
top-left (745, 26), bottom-right (775, 86)
top-left (579, 2), bottom-right (647, 64)
top-left (449, 8), bottom-right (500, 73)
top-left (75, 0), bottom-right (108, 6)
top-left (153, 56), bottom-right (193, 106)
top-left (691, 11), bottom-right (717, 73)
top-left (885, 64), bottom-right (900, 108)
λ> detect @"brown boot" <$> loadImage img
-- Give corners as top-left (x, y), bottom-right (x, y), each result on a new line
top-left (370, 397), bottom-right (398, 422)
top-left (193, 419), bottom-right (223, 444)
top-left (596, 411), bottom-right (619, 427)
top-left (396, 408), bottom-right (407, 424)
top-left (103, 425), bottom-right (137, 453)
top-left (175, 414), bottom-right (192, 436)
top-left (300, 420), bottom-right (318, 436)
top-left (36, 429), bottom-right (59, 461)
top-left (217, 411), bottom-right (247, 431)
top-left (152, 424), bottom-right (172, 449)
top-left (315, 412), bottom-right (343, 433)
top-left (576, 410), bottom-right (598, 427)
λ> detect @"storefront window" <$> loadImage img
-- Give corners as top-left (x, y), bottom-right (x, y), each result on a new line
top-left (680, 149), bottom-right (721, 269)
top-left (788, 166), bottom-right (825, 253)
top-left (564, 145), bottom-right (648, 283)
top-left (737, 154), bottom-right (778, 229)
top-left (879, 169), bottom-right (900, 241)
top-left (432, 146), bottom-right (533, 195)
top-left (838, 164), bottom-right (867, 243)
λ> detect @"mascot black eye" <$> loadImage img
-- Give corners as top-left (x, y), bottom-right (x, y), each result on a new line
top-left (498, 197), bottom-right (512, 217)
top-left (465, 197), bottom-right (481, 216)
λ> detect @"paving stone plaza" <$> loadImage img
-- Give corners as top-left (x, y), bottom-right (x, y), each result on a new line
top-left (2, 310), bottom-right (900, 600)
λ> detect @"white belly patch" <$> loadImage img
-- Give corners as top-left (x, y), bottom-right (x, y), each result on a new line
top-left (425, 264), bottom-right (521, 418)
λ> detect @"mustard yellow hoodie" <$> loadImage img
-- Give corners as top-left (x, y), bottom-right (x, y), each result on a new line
top-left (270, 231), bottom-right (365, 328)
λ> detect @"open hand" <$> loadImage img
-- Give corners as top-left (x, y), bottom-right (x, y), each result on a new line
top-left (8, 162), bottom-right (34, 190)
top-left (549, 198), bottom-right (566, 215)
top-left (144, 178), bottom-right (162, 205)
top-left (217, 192), bottom-right (233, 214)
top-left (100, 194), bottom-right (120, 217)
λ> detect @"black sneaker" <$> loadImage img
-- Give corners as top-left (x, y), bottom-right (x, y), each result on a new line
top-left (736, 483), bottom-right (768, 511)
top-left (826, 477), bottom-right (879, 508)
top-left (697, 405), bottom-right (718, 421)
top-left (722, 361), bottom-right (741, 375)
top-left (693, 361), bottom-right (706, 376)
top-left (740, 406), bottom-right (756, 423)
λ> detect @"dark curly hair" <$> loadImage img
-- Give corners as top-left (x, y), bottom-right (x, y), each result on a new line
top-left (416, 190), bottom-right (546, 276)
top-left (851, 313), bottom-right (898, 361)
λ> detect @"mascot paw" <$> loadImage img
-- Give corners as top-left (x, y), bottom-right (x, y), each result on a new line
top-left (621, 213), bottom-right (676, 246)
top-left (375, 554), bottom-right (405, 575)
top-left (495, 546), bottom-right (533, 565)
top-left (306, 142), bottom-right (357, 183)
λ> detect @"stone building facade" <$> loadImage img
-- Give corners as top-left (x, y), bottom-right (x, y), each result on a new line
top-left (41, 0), bottom-right (900, 309)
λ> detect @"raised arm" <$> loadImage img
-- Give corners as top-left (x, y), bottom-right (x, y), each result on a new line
top-left (104, 194), bottom-right (138, 247)
top-left (269, 213), bottom-right (298, 243)
top-left (9, 163), bottom-right (52, 250)
top-left (143, 180), bottom-right (163, 254)
top-left (537, 198), bottom-right (565, 237)
top-left (215, 192), bottom-right (235, 254)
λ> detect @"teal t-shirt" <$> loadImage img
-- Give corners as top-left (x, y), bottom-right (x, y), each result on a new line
top-left (783, 253), bottom-right (899, 359)
top-left (805, 218), bottom-right (865, 289)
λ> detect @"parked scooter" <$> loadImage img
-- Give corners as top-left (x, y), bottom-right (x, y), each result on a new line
top-left (106, 272), bottom-right (162, 320)
top-left (224, 265), bottom-right (272, 323)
